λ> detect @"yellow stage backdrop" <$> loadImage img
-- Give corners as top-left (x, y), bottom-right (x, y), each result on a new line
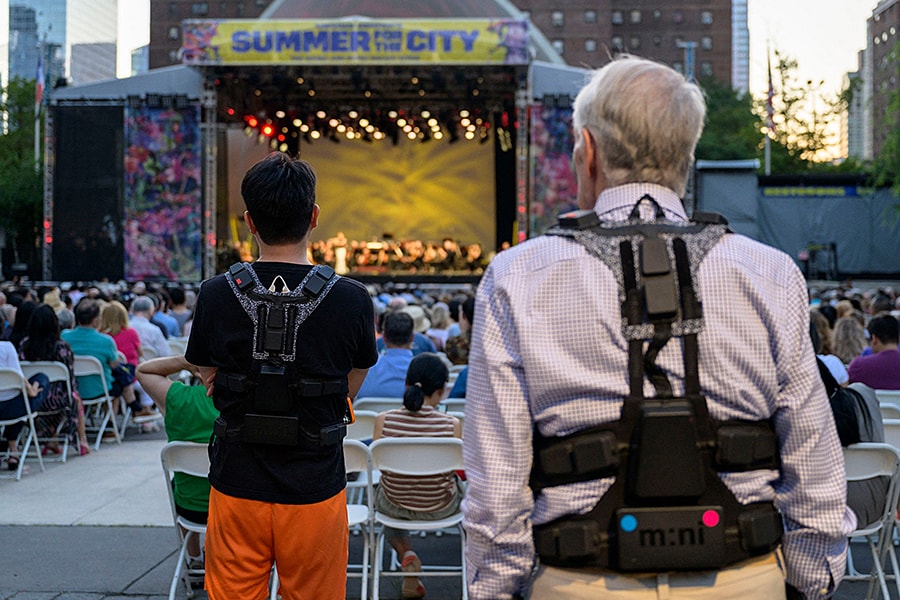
top-left (182, 18), bottom-right (530, 65)
top-left (225, 130), bottom-right (496, 250)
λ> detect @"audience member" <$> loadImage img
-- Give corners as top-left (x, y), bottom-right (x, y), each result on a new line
top-left (425, 302), bottom-right (452, 351)
top-left (810, 309), bottom-right (836, 358)
top-left (832, 316), bottom-right (868, 366)
top-left (7, 301), bottom-right (37, 350)
top-left (375, 301), bottom-right (437, 356)
top-left (358, 311), bottom-right (416, 399)
top-left (56, 308), bottom-right (75, 331)
top-left (19, 305), bottom-right (90, 455)
top-left (150, 291), bottom-right (180, 338)
top-left (848, 314), bottom-right (900, 390)
top-left (445, 297), bottom-right (474, 366)
top-left (137, 355), bottom-right (218, 565)
top-left (372, 353), bottom-right (462, 600)
top-left (0, 340), bottom-right (50, 472)
top-left (130, 296), bottom-right (171, 359)
top-left (167, 287), bottom-right (192, 337)
top-left (62, 299), bottom-right (139, 434)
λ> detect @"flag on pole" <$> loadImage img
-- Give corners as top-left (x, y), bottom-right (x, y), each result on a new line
top-left (766, 50), bottom-right (775, 135)
top-left (35, 55), bottom-right (45, 116)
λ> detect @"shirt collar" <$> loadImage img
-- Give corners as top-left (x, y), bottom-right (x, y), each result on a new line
top-left (592, 183), bottom-right (689, 222)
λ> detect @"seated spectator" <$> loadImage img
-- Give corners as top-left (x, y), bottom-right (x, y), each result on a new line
top-left (62, 299), bottom-right (139, 437)
top-left (832, 316), bottom-right (868, 365)
top-left (137, 355), bottom-right (218, 567)
top-left (56, 308), bottom-right (75, 331)
top-left (372, 353), bottom-right (462, 600)
top-left (0, 340), bottom-right (50, 472)
top-left (167, 287), bottom-right (192, 337)
top-left (357, 311), bottom-right (415, 399)
top-left (150, 291), bottom-right (180, 339)
top-left (101, 301), bottom-right (158, 423)
top-left (445, 297), bottom-right (474, 366)
top-left (425, 302), bottom-right (452, 351)
top-left (19, 305), bottom-right (90, 455)
top-left (129, 296), bottom-right (171, 360)
top-left (810, 316), bottom-right (848, 385)
top-left (849, 314), bottom-right (900, 390)
top-left (7, 301), bottom-right (37, 350)
top-left (375, 301), bottom-right (437, 356)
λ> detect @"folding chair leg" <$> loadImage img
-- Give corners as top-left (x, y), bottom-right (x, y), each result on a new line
top-left (169, 539), bottom-right (189, 600)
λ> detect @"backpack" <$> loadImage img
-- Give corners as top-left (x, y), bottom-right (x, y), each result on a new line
top-left (817, 357), bottom-right (864, 446)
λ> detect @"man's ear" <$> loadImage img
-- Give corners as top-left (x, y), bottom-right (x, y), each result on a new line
top-left (310, 204), bottom-right (320, 231)
top-left (244, 210), bottom-right (258, 234)
top-left (581, 127), bottom-right (597, 180)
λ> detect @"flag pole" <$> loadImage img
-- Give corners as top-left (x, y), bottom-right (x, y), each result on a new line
top-left (34, 48), bottom-right (44, 174)
top-left (764, 44), bottom-right (774, 176)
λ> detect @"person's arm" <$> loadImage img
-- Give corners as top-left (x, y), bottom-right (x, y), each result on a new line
top-left (348, 367), bottom-right (369, 399)
top-left (463, 265), bottom-right (535, 600)
top-left (452, 415), bottom-right (462, 439)
top-left (372, 412), bottom-right (386, 440)
top-left (136, 355), bottom-right (194, 415)
top-left (772, 267), bottom-right (855, 599)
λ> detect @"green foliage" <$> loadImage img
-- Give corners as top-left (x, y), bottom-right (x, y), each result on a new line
top-left (0, 77), bottom-right (43, 270)
top-left (695, 76), bottom-right (760, 160)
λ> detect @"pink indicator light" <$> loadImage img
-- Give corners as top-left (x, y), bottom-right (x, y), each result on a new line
top-left (701, 510), bottom-right (720, 528)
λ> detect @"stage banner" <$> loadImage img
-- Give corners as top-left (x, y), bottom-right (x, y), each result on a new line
top-left (529, 103), bottom-right (577, 236)
top-left (181, 18), bottom-right (530, 65)
top-left (124, 105), bottom-right (203, 281)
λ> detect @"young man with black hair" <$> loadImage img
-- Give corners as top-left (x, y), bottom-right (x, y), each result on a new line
top-left (185, 152), bottom-right (378, 599)
top-left (356, 310), bottom-right (415, 399)
top-left (849, 313), bottom-right (900, 390)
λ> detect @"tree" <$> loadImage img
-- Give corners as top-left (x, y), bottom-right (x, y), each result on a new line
top-left (0, 77), bottom-right (43, 276)
top-left (695, 76), bottom-right (760, 161)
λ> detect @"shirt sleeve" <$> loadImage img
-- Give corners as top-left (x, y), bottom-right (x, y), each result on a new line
top-left (463, 264), bottom-right (536, 600)
top-left (771, 266), bottom-right (854, 599)
top-left (184, 281), bottom-right (212, 367)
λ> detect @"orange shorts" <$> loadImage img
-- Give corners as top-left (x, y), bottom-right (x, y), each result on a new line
top-left (205, 487), bottom-right (348, 600)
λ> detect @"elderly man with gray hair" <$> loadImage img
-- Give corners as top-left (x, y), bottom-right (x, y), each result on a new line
top-left (130, 295), bottom-right (171, 360)
top-left (463, 56), bottom-right (852, 600)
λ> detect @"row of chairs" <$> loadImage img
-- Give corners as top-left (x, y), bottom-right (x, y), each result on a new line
top-left (161, 437), bottom-right (467, 600)
top-left (354, 396), bottom-right (465, 415)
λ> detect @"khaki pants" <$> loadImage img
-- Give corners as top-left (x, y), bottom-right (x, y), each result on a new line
top-left (531, 552), bottom-right (786, 600)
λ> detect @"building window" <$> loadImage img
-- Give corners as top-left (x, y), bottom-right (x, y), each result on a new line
top-left (168, 26), bottom-right (180, 40)
top-left (630, 35), bottom-right (641, 50)
top-left (700, 11), bottom-right (713, 25)
top-left (255, 0), bottom-right (267, 5)
top-left (584, 9), bottom-right (597, 24)
top-left (673, 11), bottom-right (683, 24)
top-left (191, 2), bottom-right (209, 16)
top-left (653, 10), bottom-right (662, 21)
top-left (611, 35), bottom-right (624, 52)
top-left (551, 10), bottom-right (565, 27)
top-left (701, 61), bottom-right (713, 77)
top-left (168, 49), bottom-right (179, 63)
top-left (701, 36), bottom-right (712, 50)
top-left (168, 2), bottom-right (178, 16)
top-left (552, 39), bottom-right (565, 55)
top-left (612, 10), bottom-right (624, 25)
top-left (630, 10), bottom-right (642, 24)
top-left (653, 35), bottom-right (662, 46)
top-left (585, 38), bottom-right (598, 52)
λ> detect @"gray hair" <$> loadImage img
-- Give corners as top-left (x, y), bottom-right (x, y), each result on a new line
top-left (572, 55), bottom-right (706, 197)
top-left (132, 296), bottom-right (155, 314)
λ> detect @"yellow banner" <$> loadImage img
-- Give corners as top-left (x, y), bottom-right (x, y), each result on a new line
top-left (182, 19), bottom-right (530, 66)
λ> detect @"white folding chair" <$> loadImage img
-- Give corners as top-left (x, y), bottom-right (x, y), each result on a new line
top-left (160, 441), bottom-right (210, 600)
top-left (354, 397), bottom-right (404, 414)
top-left (347, 410), bottom-right (378, 441)
top-left (880, 404), bottom-right (900, 420)
top-left (168, 337), bottom-right (188, 356)
top-left (270, 440), bottom-right (375, 600)
top-left (0, 368), bottom-right (45, 480)
top-left (877, 390), bottom-right (900, 411)
top-left (346, 411), bottom-right (381, 506)
top-left (20, 360), bottom-right (73, 462)
top-left (843, 443), bottom-right (900, 600)
top-left (440, 398), bottom-right (466, 413)
top-left (370, 437), bottom-right (467, 600)
top-left (73, 355), bottom-right (121, 450)
top-left (448, 411), bottom-right (465, 434)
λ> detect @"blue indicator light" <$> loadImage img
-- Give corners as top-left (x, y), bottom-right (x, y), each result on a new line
top-left (620, 514), bottom-right (638, 532)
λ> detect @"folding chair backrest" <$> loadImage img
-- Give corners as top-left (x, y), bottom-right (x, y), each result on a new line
top-left (20, 361), bottom-right (69, 386)
top-left (344, 438), bottom-right (371, 476)
top-left (346, 410), bottom-right (378, 441)
top-left (0, 368), bottom-right (29, 402)
top-left (844, 443), bottom-right (900, 481)
top-left (881, 404), bottom-right (900, 420)
top-left (354, 397), bottom-right (404, 413)
top-left (878, 390), bottom-right (900, 410)
top-left (370, 437), bottom-right (463, 476)
top-left (161, 441), bottom-right (211, 479)
top-left (72, 355), bottom-right (110, 398)
top-left (883, 420), bottom-right (900, 453)
top-left (440, 398), bottom-right (466, 413)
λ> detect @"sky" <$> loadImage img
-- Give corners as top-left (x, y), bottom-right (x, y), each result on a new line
top-left (747, 0), bottom-right (879, 97)
top-left (115, 0), bottom-right (880, 101)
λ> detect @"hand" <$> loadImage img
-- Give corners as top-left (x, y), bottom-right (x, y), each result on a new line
top-left (198, 366), bottom-right (217, 397)
top-left (26, 380), bottom-right (43, 398)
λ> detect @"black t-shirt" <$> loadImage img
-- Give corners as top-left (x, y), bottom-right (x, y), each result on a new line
top-left (185, 262), bottom-right (378, 504)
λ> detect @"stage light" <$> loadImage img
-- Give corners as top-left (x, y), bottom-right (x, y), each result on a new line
top-left (388, 110), bottom-right (398, 119)
top-left (310, 130), bottom-right (321, 140)
top-left (226, 107), bottom-right (235, 116)
top-left (276, 110), bottom-right (286, 118)
top-left (348, 110), bottom-right (359, 119)
top-left (364, 90), bottom-right (372, 98)
top-left (418, 89), bottom-right (426, 97)
top-left (373, 131), bottom-right (385, 140)
top-left (308, 89), bottom-right (316, 97)
top-left (293, 118), bottom-right (302, 127)
top-left (396, 118), bottom-right (407, 127)
top-left (434, 131), bottom-right (444, 140)
top-left (300, 123), bottom-right (310, 132)
top-left (346, 130), bottom-right (355, 140)
top-left (279, 143), bottom-right (288, 152)
top-left (359, 118), bottom-right (369, 127)
top-left (296, 77), bottom-right (305, 85)
top-left (411, 76), bottom-right (419, 84)
top-left (261, 123), bottom-right (275, 137)
top-left (465, 131), bottom-right (475, 140)
top-left (317, 110), bottom-right (327, 119)
top-left (277, 134), bottom-right (286, 142)
top-left (329, 118), bottom-right (339, 128)
top-left (421, 110), bottom-right (431, 118)
top-left (254, 89), bottom-right (262, 97)
top-left (246, 115), bottom-right (259, 128)
top-left (460, 110), bottom-right (470, 118)
top-left (407, 131), bottom-right (417, 140)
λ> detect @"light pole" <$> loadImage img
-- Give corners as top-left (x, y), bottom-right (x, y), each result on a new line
top-left (676, 40), bottom-right (698, 82)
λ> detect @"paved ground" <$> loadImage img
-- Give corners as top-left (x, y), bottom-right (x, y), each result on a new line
top-left (0, 422), bottom-right (890, 599)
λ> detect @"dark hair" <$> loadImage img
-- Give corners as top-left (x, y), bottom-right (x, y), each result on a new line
top-left (869, 313), bottom-right (900, 345)
top-left (382, 311), bottom-right (414, 346)
top-left (818, 305), bottom-right (837, 329)
top-left (9, 301), bottom-right (37, 350)
top-left (169, 287), bottom-right (186, 305)
top-left (241, 152), bottom-right (317, 245)
top-left (461, 296), bottom-right (475, 325)
top-left (403, 353), bottom-right (449, 412)
top-left (74, 299), bottom-right (101, 326)
top-left (21, 305), bottom-right (61, 361)
top-left (809, 318), bottom-right (822, 354)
